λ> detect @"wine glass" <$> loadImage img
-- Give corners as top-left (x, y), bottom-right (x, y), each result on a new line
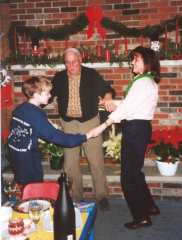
top-left (28, 202), bottom-right (42, 231)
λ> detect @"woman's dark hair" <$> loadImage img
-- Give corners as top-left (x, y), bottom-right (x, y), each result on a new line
top-left (129, 46), bottom-right (161, 83)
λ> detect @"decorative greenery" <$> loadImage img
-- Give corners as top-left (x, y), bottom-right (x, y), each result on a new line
top-left (39, 140), bottom-right (63, 159)
top-left (10, 14), bottom-right (182, 44)
top-left (4, 39), bottom-right (182, 67)
top-left (148, 127), bottom-right (182, 163)
top-left (38, 123), bottom-right (64, 159)
top-left (102, 16), bottom-right (182, 40)
top-left (4, 43), bottom-right (129, 67)
top-left (8, 14), bottom-right (88, 51)
top-left (4, 52), bottom-right (64, 67)
top-left (5, 13), bottom-right (182, 65)
top-left (159, 39), bottom-right (182, 60)
top-left (103, 128), bottom-right (122, 161)
top-left (39, 140), bottom-right (64, 170)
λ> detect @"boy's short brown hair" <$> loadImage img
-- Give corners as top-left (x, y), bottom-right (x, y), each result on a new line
top-left (22, 76), bottom-right (52, 98)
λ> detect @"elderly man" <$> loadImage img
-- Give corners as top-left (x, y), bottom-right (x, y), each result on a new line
top-left (52, 48), bottom-right (110, 210)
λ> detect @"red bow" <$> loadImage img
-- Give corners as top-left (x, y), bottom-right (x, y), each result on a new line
top-left (86, 6), bottom-right (106, 39)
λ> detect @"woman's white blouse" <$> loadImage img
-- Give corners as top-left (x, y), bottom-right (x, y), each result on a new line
top-left (108, 76), bottom-right (158, 123)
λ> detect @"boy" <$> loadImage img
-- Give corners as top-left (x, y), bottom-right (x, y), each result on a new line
top-left (8, 76), bottom-right (95, 185)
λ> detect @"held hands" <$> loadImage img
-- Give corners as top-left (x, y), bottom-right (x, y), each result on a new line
top-left (86, 123), bottom-right (107, 139)
top-left (86, 119), bottom-right (114, 139)
top-left (99, 99), bottom-right (119, 112)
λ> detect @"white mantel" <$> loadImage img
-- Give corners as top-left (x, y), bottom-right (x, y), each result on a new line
top-left (10, 60), bottom-right (182, 71)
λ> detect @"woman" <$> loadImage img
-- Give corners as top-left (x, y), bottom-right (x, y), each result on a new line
top-left (95, 46), bottom-right (161, 229)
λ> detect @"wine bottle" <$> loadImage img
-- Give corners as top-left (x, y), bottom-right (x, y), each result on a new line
top-left (53, 171), bottom-right (76, 240)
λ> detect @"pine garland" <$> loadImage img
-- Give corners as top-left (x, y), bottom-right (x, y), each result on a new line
top-left (102, 16), bottom-right (182, 40)
top-left (9, 14), bottom-right (182, 48)
top-left (8, 14), bottom-right (88, 51)
top-left (6, 13), bottom-right (182, 65)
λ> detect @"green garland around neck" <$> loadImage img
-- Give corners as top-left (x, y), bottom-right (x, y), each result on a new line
top-left (124, 72), bottom-right (154, 97)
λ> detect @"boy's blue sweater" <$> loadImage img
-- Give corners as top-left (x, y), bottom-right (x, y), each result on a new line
top-left (8, 102), bottom-right (86, 184)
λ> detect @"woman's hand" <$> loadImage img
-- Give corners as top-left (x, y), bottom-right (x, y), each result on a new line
top-left (99, 99), bottom-right (120, 112)
top-left (86, 123), bottom-right (107, 139)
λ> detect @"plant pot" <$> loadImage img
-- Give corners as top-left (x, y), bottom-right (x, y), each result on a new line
top-left (156, 160), bottom-right (179, 176)
top-left (50, 156), bottom-right (64, 170)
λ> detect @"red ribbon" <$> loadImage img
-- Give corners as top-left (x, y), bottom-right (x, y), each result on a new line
top-left (86, 6), bottom-right (106, 39)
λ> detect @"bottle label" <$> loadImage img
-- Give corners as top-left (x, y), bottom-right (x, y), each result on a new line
top-left (67, 234), bottom-right (73, 240)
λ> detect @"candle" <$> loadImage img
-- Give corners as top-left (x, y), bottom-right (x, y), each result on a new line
top-left (32, 45), bottom-right (40, 56)
top-left (23, 33), bottom-right (26, 55)
top-left (14, 26), bottom-right (17, 54)
top-left (65, 40), bottom-right (68, 49)
top-left (81, 50), bottom-right (86, 60)
top-left (105, 49), bottom-right (111, 62)
top-left (115, 40), bottom-right (119, 55)
top-left (175, 17), bottom-right (179, 48)
top-left (96, 44), bottom-right (102, 58)
top-left (164, 26), bottom-right (168, 51)
top-left (124, 38), bottom-right (128, 55)
top-left (86, 51), bottom-right (90, 61)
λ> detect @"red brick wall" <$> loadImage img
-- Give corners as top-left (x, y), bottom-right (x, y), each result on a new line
top-left (3, 0), bottom-right (182, 128)
top-left (7, 0), bottom-right (182, 56)
top-left (11, 61), bottom-right (182, 128)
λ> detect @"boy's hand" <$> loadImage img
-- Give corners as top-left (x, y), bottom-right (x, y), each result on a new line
top-left (86, 123), bottom-right (107, 139)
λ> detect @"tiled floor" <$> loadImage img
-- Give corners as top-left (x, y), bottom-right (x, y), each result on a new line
top-left (95, 197), bottom-right (182, 240)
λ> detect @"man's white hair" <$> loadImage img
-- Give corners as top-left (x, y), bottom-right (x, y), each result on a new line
top-left (63, 48), bottom-right (81, 58)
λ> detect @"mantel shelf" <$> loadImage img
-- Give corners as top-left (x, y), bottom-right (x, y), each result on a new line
top-left (10, 60), bottom-right (182, 71)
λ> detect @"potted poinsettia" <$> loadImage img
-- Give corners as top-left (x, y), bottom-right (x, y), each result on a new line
top-left (148, 127), bottom-right (182, 176)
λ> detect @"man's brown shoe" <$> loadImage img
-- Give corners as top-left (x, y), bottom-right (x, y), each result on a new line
top-left (124, 216), bottom-right (152, 230)
top-left (98, 198), bottom-right (110, 211)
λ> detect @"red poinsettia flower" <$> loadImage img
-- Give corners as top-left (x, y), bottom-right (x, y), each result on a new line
top-left (148, 127), bottom-right (182, 163)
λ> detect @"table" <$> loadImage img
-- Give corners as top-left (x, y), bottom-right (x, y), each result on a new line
top-left (2, 202), bottom-right (97, 240)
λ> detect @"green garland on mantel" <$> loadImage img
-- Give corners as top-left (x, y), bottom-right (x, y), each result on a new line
top-left (102, 16), bottom-right (182, 40)
top-left (10, 14), bottom-right (182, 45)
top-left (6, 14), bottom-right (182, 66)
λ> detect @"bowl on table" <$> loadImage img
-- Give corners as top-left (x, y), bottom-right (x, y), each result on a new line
top-left (14, 199), bottom-right (51, 213)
